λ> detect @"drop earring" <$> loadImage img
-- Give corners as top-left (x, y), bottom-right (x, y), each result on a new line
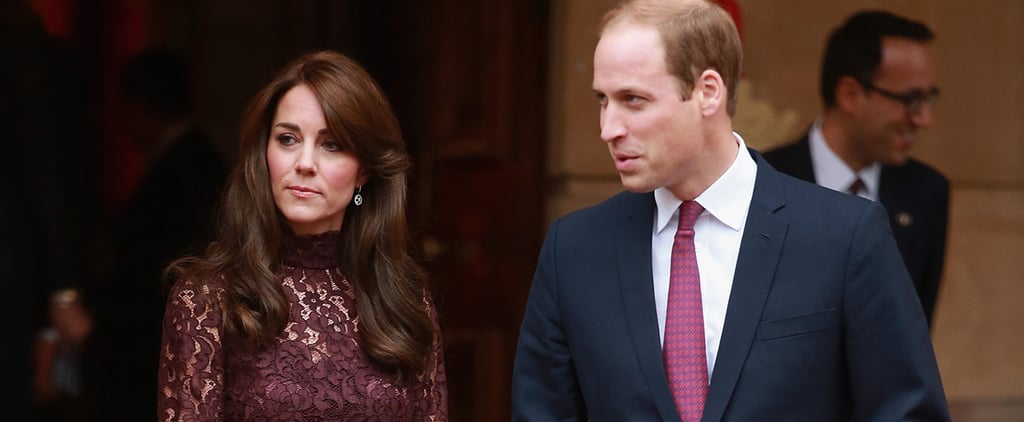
top-left (353, 186), bottom-right (363, 206)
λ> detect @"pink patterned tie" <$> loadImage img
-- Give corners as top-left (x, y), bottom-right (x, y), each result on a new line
top-left (664, 200), bottom-right (707, 421)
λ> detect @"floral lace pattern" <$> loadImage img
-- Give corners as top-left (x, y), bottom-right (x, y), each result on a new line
top-left (158, 232), bottom-right (447, 421)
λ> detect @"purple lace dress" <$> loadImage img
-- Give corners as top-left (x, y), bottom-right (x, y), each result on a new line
top-left (157, 231), bottom-right (448, 421)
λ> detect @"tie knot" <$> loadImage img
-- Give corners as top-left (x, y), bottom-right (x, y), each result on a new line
top-left (848, 178), bottom-right (865, 195)
top-left (678, 201), bottom-right (704, 232)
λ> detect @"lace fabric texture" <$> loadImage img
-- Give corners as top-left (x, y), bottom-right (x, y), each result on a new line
top-left (157, 232), bottom-right (448, 421)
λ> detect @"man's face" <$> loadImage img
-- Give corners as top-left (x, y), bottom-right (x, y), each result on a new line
top-left (593, 22), bottom-right (704, 194)
top-left (851, 37), bottom-right (936, 166)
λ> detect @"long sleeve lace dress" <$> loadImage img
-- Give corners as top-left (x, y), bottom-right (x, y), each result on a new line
top-left (157, 231), bottom-right (448, 421)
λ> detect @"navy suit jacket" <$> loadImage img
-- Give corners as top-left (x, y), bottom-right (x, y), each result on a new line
top-left (761, 134), bottom-right (949, 326)
top-left (511, 150), bottom-right (949, 421)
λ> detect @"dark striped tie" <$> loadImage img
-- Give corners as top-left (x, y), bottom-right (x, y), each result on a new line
top-left (848, 178), bottom-right (866, 195)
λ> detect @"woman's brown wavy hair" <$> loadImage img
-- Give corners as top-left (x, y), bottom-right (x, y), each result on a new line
top-left (168, 50), bottom-right (433, 383)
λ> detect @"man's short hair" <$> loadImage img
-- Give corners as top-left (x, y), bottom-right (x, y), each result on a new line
top-left (820, 10), bottom-right (934, 108)
top-left (601, 0), bottom-right (743, 116)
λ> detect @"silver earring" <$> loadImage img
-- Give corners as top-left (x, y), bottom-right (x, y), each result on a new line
top-left (353, 186), bottom-right (363, 206)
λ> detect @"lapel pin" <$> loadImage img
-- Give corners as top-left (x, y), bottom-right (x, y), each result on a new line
top-left (896, 212), bottom-right (913, 228)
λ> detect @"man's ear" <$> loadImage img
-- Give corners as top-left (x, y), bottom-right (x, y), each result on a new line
top-left (696, 69), bottom-right (725, 117)
top-left (835, 75), bottom-right (865, 113)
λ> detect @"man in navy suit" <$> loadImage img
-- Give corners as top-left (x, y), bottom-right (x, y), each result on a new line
top-left (762, 11), bottom-right (949, 328)
top-left (511, 1), bottom-right (950, 420)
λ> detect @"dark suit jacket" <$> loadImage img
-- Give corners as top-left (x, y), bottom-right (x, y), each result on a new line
top-left (761, 134), bottom-right (949, 326)
top-left (511, 150), bottom-right (949, 421)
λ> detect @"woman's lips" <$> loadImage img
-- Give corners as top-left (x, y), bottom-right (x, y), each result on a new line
top-left (287, 185), bottom-right (320, 198)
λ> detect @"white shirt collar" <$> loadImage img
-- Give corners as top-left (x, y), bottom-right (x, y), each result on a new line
top-left (809, 118), bottom-right (881, 199)
top-left (654, 132), bottom-right (757, 234)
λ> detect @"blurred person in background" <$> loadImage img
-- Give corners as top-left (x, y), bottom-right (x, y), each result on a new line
top-left (762, 10), bottom-right (948, 328)
top-left (2, 1), bottom-right (100, 420)
top-left (47, 47), bottom-right (228, 420)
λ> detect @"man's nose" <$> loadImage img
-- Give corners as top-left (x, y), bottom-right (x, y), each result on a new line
top-left (909, 102), bottom-right (934, 129)
top-left (600, 106), bottom-right (626, 142)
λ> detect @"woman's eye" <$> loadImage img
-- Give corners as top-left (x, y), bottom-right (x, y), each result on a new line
top-left (277, 134), bottom-right (297, 145)
top-left (322, 141), bottom-right (342, 152)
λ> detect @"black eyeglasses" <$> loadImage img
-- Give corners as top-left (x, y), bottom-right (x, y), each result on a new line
top-left (858, 80), bottom-right (940, 114)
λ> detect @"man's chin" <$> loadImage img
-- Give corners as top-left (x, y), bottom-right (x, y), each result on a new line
top-left (619, 176), bottom-right (655, 193)
top-left (884, 151), bottom-right (910, 166)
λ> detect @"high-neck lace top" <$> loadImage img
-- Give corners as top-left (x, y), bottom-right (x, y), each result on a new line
top-left (157, 231), bottom-right (448, 421)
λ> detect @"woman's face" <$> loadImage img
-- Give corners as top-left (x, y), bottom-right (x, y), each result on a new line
top-left (267, 84), bottom-right (367, 235)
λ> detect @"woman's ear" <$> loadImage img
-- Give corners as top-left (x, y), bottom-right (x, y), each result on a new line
top-left (696, 69), bottom-right (725, 117)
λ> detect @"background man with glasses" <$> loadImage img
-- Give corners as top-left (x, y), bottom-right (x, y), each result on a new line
top-left (763, 10), bottom-right (949, 329)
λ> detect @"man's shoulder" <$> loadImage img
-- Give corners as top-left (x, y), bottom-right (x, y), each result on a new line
top-left (548, 191), bottom-right (652, 236)
top-left (172, 129), bottom-right (228, 170)
top-left (760, 137), bottom-right (808, 158)
top-left (886, 158), bottom-right (949, 188)
top-left (157, 129), bottom-right (228, 185)
top-left (540, 191), bottom-right (651, 255)
top-left (560, 190), bottom-right (649, 221)
top-left (759, 133), bottom-right (811, 171)
top-left (765, 163), bottom-right (883, 224)
top-left (772, 168), bottom-right (853, 203)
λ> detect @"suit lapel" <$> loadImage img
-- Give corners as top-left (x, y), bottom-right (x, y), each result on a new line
top-left (703, 153), bottom-right (789, 421)
top-left (878, 166), bottom-right (895, 205)
top-left (791, 135), bottom-right (817, 183)
top-left (615, 193), bottom-right (680, 421)
top-left (877, 166), bottom-right (910, 230)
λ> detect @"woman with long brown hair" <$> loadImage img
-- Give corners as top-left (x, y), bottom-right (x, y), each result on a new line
top-left (157, 50), bottom-right (447, 420)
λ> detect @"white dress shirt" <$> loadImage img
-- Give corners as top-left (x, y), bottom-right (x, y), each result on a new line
top-left (652, 132), bottom-right (757, 380)
top-left (809, 118), bottom-right (881, 201)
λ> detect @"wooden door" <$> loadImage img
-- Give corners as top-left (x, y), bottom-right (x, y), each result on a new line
top-left (352, 1), bottom-right (549, 420)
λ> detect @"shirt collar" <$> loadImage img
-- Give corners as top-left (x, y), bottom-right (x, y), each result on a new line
top-left (655, 132), bottom-right (757, 234)
top-left (809, 118), bottom-right (881, 196)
